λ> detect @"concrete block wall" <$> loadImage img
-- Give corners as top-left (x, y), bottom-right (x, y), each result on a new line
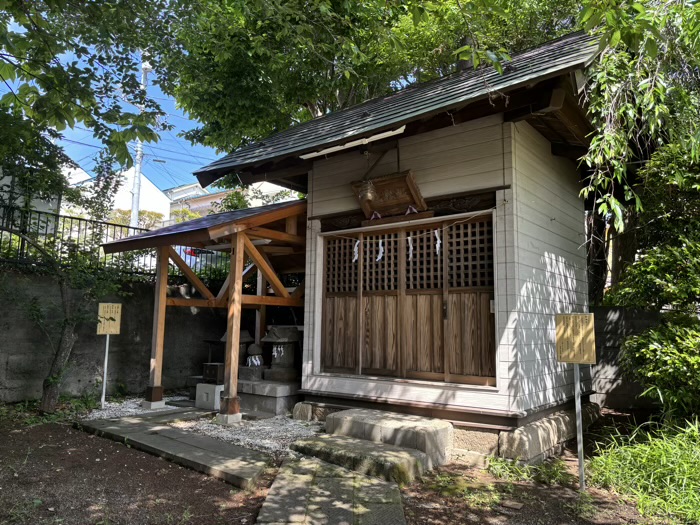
top-left (0, 271), bottom-right (227, 402)
top-left (590, 306), bottom-right (660, 409)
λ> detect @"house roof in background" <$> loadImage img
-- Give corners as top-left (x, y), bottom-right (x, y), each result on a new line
top-left (194, 31), bottom-right (598, 186)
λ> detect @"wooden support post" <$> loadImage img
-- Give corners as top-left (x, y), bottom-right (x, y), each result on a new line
top-left (218, 232), bottom-right (245, 424)
top-left (255, 269), bottom-right (267, 344)
top-left (145, 245), bottom-right (168, 408)
top-left (286, 216), bottom-right (298, 235)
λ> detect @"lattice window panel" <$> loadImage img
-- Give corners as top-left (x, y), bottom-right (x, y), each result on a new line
top-left (446, 218), bottom-right (494, 288)
top-left (406, 227), bottom-right (443, 290)
top-left (325, 237), bottom-right (359, 294)
top-left (363, 232), bottom-right (399, 292)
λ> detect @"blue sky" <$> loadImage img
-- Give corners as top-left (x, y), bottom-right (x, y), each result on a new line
top-left (59, 80), bottom-right (222, 192)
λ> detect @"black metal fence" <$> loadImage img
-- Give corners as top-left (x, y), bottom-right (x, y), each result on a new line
top-left (0, 205), bottom-right (229, 285)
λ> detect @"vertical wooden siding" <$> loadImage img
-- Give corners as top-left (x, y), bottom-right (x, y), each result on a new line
top-left (322, 216), bottom-right (496, 384)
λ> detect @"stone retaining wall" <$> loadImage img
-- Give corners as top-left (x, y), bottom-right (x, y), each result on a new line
top-left (0, 271), bottom-right (228, 402)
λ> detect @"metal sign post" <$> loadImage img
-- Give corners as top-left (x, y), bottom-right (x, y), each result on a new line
top-left (97, 303), bottom-right (122, 409)
top-left (555, 313), bottom-right (596, 492)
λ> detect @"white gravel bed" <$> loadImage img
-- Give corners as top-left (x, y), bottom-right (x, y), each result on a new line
top-left (82, 396), bottom-right (189, 420)
top-left (170, 416), bottom-right (324, 459)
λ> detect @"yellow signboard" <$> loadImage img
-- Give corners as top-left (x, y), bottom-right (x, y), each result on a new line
top-left (555, 313), bottom-right (596, 364)
top-left (97, 303), bottom-right (122, 335)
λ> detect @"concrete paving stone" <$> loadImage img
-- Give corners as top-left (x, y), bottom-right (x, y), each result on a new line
top-left (355, 477), bottom-right (402, 504)
top-left (354, 503), bottom-right (406, 525)
top-left (79, 413), bottom-right (267, 489)
top-left (306, 477), bottom-right (354, 525)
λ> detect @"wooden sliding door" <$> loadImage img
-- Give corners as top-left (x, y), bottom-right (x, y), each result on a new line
top-left (322, 215), bottom-right (495, 385)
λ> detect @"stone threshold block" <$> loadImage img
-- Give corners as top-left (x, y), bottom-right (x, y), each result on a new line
top-left (325, 408), bottom-right (454, 467)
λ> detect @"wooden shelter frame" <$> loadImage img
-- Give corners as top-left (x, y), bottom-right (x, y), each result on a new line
top-left (102, 201), bottom-right (307, 418)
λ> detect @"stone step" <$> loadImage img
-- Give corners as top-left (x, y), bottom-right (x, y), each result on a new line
top-left (291, 434), bottom-right (429, 484)
top-left (326, 409), bottom-right (453, 468)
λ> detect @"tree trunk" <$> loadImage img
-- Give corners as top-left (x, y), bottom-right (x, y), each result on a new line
top-left (587, 211), bottom-right (608, 305)
top-left (39, 279), bottom-right (77, 414)
top-left (610, 213), bottom-right (638, 289)
top-left (39, 320), bottom-right (78, 413)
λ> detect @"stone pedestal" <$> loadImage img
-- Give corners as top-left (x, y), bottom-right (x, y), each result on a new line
top-left (195, 383), bottom-right (225, 410)
top-left (237, 380), bottom-right (300, 415)
top-left (239, 366), bottom-right (265, 381)
top-left (261, 327), bottom-right (299, 382)
top-left (142, 400), bottom-right (166, 410)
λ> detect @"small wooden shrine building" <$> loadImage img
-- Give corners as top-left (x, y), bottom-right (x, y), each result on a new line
top-left (107, 32), bottom-right (598, 428)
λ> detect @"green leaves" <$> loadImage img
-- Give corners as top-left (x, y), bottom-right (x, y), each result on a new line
top-left (1, 0), bottom-right (169, 169)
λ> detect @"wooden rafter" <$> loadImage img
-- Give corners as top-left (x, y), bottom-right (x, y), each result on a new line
top-left (242, 233), bottom-right (290, 298)
top-left (167, 247), bottom-right (215, 300)
top-left (247, 227), bottom-right (305, 245)
top-left (207, 201), bottom-right (307, 240)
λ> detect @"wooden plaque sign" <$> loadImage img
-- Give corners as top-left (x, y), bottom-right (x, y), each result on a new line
top-left (97, 303), bottom-right (122, 335)
top-left (351, 170), bottom-right (428, 219)
top-left (555, 313), bottom-right (596, 364)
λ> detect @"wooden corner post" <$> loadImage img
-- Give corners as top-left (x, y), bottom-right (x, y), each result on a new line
top-left (145, 245), bottom-right (169, 409)
top-left (218, 231), bottom-right (245, 424)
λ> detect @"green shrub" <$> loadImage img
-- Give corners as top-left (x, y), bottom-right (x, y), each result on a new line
top-left (588, 422), bottom-right (700, 523)
top-left (622, 314), bottom-right (700, 417)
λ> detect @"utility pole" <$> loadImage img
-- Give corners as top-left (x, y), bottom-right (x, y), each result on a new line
top-left (130, 60), bottom-right (152, 228)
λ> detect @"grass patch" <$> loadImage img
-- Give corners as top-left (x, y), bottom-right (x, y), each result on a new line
top-left (487, 457), bottom-right (574, 486)
top-left (0, 392), bottom-right (99, 427)
top-left (588, 421), bottom-right (700, 523)
top-left (429, 472), bottom-right (502, 508)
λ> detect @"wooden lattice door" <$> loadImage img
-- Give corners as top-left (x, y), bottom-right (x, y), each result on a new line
top-left (322, 215), bottom-right (496, 385)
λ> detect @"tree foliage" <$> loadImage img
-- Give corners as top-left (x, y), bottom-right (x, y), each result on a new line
top-left (154, 0), bottom-right (580, 154)
top-left (0, 0), bottom-right (170, 166)
top-left (580, 0), bottom-right (700, 228)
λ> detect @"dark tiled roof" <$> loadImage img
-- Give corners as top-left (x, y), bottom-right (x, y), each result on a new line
top-left (102, 200), bottom-right (305, 252)
top-left (194, 32), bottom-right (598, 185)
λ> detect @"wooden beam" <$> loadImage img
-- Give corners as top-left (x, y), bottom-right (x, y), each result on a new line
top-left (167, 247), bottom-right (215, 300)
top-left (255, 269), bottom-right (267, 344)
top-left (247, 227), bottom-right (305, 246)
top-left (285, 216), bottom-right (298, 235)
top-left (166, 297), bottom-right (224, 308)
top-left (241, 295), bottom-right (303, 307)
top-left (216, 274), bottom-right (231, 306)
top-left (146, 245), bottom-right (169, 403)
top-left (207, 201), bottom-right (307, 240)
top-left (215, 263), bottom-right (256, 307)
top-left (221, 232), bottom-right (245, 418)
top-left (242, 234), bottom-right (290, 298)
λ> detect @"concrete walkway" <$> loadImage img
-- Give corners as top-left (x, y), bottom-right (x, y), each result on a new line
top-left (79, 408), bottom-right (268, 489)
top-left (257, 457), bottom-right (406, 525)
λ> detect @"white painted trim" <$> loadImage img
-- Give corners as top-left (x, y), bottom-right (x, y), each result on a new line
top-left (318, 209), bottom-right (496, 237)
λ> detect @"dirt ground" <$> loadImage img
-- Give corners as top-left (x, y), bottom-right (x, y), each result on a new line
top-left (402, 456), bottom-right (645, 525)
top-left (0, 422), bottom-right (275, 525)
top-left (0, 413), bottom-right (649, 525)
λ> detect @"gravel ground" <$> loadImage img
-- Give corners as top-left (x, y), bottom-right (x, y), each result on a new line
top-left (82, 396), bottom-right (189, 420)
top-left (170, 416), bottom-right (324, 459)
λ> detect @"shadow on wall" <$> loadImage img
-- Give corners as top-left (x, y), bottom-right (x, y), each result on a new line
top-left (512, 251), bottom-right (589, 414)
top-left (0, 272), bottom-right (227, 403)
top-left (590, 307), bottom-right (660, 410)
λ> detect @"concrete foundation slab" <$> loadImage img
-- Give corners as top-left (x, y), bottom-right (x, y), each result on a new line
top-left (499, 402), bottom-right (600, 463)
